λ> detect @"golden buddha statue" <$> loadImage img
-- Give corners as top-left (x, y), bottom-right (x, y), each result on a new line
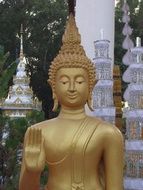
top-left (19, 14), bottom-right (124, 190)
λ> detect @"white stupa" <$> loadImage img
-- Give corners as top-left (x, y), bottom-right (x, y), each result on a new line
top-left (1, 25), bottom-right (41, 117)
top-left (123, 37), bottom-right (143, 190)
top-left (92, 39), bottom-right (116, 124)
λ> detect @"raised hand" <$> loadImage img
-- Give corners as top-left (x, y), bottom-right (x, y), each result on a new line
top-left (24, 128), bottom-right (45, 173)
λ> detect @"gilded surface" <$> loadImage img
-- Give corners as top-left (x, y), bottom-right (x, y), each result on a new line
top-left (19, 14), bottom-right (124, 190)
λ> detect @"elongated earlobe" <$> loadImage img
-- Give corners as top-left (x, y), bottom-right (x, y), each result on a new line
top-left (52, 93), bottom-right (58, 112)
top-left (87, 94), bottom-right (94, 111)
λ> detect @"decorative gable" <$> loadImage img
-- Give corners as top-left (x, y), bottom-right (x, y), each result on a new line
top-left (14, 98), bottom-right (22, 104)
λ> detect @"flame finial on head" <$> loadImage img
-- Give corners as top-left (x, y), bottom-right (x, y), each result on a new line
top-left (68, 0), bottom-right (76, 16)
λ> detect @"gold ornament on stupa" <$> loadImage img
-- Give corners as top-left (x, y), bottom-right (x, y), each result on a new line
top-left (113, 65), bottom-right (122, 128)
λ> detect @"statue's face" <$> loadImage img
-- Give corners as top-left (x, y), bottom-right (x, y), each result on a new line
top-left (55, 68), bottom-right (89, 109)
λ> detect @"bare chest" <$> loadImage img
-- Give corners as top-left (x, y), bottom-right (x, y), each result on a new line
top-left (43, 118), bottom-right (102, 165)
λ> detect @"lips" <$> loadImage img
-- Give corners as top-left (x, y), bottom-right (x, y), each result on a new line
top-left (68, 95), bottom-right (77, 99)
top-left (67, 93), bottom-right (78, 99)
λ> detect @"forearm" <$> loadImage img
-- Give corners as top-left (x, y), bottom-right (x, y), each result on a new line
top-left (19, 170), bottom-right (41, 190)
top-left (104, 127), bottom-right (124, 190)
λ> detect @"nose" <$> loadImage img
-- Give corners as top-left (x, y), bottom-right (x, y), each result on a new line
top-left (68, 81), bottom-right (76, 93)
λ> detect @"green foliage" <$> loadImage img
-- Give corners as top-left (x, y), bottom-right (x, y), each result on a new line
top-left (0, 114), bottom-right (8, 139)
top-left (5, 118), bottom-right (28, 149)
top-left (0, 61), bottom-right (17, 98)
top-left (0, 46), bottom-right (17, 99)
top-left (0, 46), bottom-right (9, 70)
top-left (40, 165), bottom-right (49, 189)
top-left (0, 111), bottom-right (45, 190)
top-left (25, 0), bottom-right (68, 62)
top-left (26, 110), bottom-right (45, 125)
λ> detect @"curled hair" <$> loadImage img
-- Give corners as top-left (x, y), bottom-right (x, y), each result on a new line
top-left (48, 55), bottom-right (96, 94)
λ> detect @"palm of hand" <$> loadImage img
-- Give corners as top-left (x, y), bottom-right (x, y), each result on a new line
top-left (24, 128), bottom-right (45, 173)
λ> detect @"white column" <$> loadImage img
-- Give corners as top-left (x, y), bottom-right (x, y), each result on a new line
top-left (76, 0), bottom-right (115, 64)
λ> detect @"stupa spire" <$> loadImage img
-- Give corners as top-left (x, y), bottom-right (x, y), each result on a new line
top-left (20, 24), bottom-right (24, 60)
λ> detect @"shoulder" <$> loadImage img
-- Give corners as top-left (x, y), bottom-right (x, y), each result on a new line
top-left (99, 120), bottom-right (122, 135)
top-left (29, 117), bottom-right (58, 129)
top-left (23, 118), bottom-right (59, 142)
top-left (88, 116), bottom-right (123, 142)
top-left (97, 121), bottom-right (124, 148)
top-left (24, 118), bottom-right (59, 138)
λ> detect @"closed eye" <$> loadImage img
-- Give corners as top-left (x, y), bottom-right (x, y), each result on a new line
top-left (60, 81), bottom-right (69, 85)
top-left (76, 81), bottom-right (85, 84)
top-left (75, 76), bottom-right (85, 84)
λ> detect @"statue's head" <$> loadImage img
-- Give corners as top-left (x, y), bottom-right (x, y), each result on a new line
top-left (48, 14), bottom-right (96, 111)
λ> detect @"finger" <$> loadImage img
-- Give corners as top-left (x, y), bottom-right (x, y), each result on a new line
top-left (37, 129), bottom-right (41, 148)
top-left (35, 128), bottom-right (40, 146)
top-left (28, 128), bottom-right (32, 146)
top-left (41, 131), bottom-right (45, 149)
top-left (34, 128), bottom-right (39, 146)
top-left (25, 128), bottom-right (30, 146)
top-left (39, 129), bottom-right (42, 144)
top-left (30, 128), bottom-right (34, 145)
top-left (32, 128), bottom-right (35, 146)
top-left (37, 128), bottom-right (41, 145)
